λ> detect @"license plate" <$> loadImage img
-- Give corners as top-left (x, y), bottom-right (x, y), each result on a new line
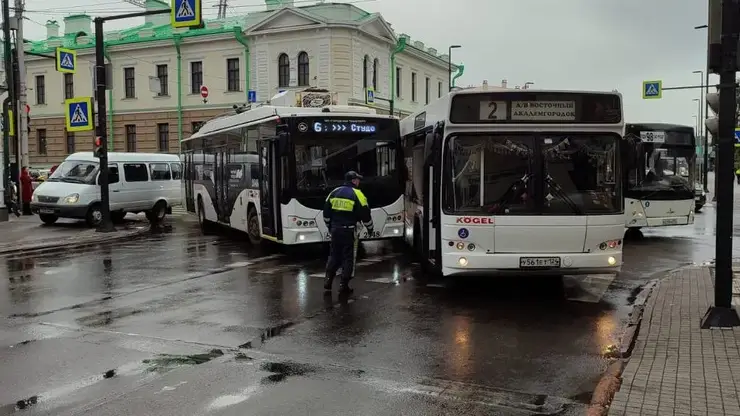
top-left (39, 208), bottom-right (55, 214)
top-left (519, 257), bottom-right (561, 268)
top-left (662, 218), bottom-right (678, 225)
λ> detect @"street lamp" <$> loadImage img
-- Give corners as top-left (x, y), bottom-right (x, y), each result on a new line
top-left (695, 24), bottom-right (711, 192)
top-left (448, 45), bottom-right (461, 91)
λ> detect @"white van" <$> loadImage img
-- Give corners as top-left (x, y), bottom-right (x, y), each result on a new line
top-left (30, 152), bottom-right (182, 227)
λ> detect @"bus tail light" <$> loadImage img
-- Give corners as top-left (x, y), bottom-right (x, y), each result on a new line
top-left (288, 216), bottom-right (316, 228)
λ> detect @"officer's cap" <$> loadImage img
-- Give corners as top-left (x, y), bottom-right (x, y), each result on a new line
top-left (345, 171), bottom-right (363, 181)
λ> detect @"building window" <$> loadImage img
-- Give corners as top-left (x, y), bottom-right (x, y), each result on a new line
top-left (157, 123), bottom-right (169, 152)
top-left (190, 61), bottom-right (203, 94)
top-left (65, 131), bottom-right (75, 154)
top-left (372, 58), bottom-right (379, 92)
top-left (297, 52), bottom-right (309, 87)
top-left (192, 121), bottom-right (204, 134)
top-left (156, 64), bottom-right (168, 96)
top-left (63, 73), bottom-right (74, 100)
top-left (395, 67), bottom-right (402, 98)
top-left (226, 58), bottom-right (240, 92)
top-left (425, 77), bottom-right (430, 104)
top-left (35, 75), bottom-right (45, 105)
top-left (124, 67), bottom-right (135, 98)
top-left (125, 124), bottom-right (136, 152)
top-left (37, 129), bottom-right (47, 155)
top-left (411, 72), bottom-right (417, 102)
top-left (438, 81), bottom-right (443, 98)
top-left (363, 55), bottom-right (369, 88)
top-left (277, 53), bottom-right (289, 88)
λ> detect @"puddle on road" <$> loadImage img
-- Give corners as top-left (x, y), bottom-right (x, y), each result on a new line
top-left (239, 321), bottom-right (295, 349)
top-left (144, 349), bottom-right (225, 373)
top-left (259, 361), bottom-right (318, 385)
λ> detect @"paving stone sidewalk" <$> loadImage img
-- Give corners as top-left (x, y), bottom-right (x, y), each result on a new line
top-left (609, 266), bottom-right (740, 416)
top-left (0, 214), bottom-right (150, 255)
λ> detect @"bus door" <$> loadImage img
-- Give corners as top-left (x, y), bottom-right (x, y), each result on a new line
top-left (184, 152), bottom-right (195, 212)
top-left (258, 138), bottom-right (281, 240)
top-left (421, 128), bottom-right (443, 269)
top-left (213, 150), bottom-right (230, 223)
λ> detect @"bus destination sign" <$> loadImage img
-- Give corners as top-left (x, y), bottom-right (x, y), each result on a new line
top-left (312, 121), bottom-right (377, 133)
top-left (450, 91), bottom-right (621, 124)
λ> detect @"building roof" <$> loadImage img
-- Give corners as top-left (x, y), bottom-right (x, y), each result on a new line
top-left (26, 2), bottom-right (454, 65)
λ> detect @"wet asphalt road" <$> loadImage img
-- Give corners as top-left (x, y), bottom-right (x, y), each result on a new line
top-left (0, 184), bottom-right (737, 416)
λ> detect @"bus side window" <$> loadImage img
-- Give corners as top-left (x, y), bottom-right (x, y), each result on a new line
top-left (249, 163), bottom-right (260, 188)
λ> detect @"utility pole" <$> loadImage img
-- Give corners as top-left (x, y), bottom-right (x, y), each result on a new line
top-left (1, 0), bottom-right (14, 221)
top-left (700, 0), bottom-right (740, 328)
top-left (13, 0), bottom-right (26, 173)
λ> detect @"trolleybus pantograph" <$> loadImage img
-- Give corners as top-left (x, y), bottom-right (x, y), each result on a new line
top-left (400, 86), bottom-right (625, 277)
top-left (622, 123), bottom-right (697, 233)
top-left (182, 104), bottom-right (405, 246)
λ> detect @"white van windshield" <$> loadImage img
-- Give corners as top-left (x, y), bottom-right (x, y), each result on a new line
top-left (47, 160), bottom-right (99, 185)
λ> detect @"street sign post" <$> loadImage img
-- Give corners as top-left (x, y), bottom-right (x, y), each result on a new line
top-left (642, 80), bottom-right (662, 99)
top-left (248, 90), bottom-right (256, 103)
top-left (200, 85), bottom-right (208, 103)
top-left (65, 97), bottom-right (93, 132)
top-left (365, 87), bottom-right (375, 105)
top-left (55, 47), bottom-right (76, 74)
top-left (171, 0), bottom-right (202, 29)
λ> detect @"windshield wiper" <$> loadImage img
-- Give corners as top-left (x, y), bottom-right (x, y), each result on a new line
top-left (59, 177), bottom-right (86, 184)
top-left (487, 173), bottom-right (531, 214)
top-left (544, 175), bottom-right (583, 215)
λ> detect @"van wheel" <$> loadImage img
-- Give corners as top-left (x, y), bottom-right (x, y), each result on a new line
top-left (247, 207), bottom-right (261, 245)
top-left (39, 214), bottom-right (58, 225)
top-left (111, 211), bottom-right (126, 224)
top-left (147, 201), bottom-right (167, 224)
top-left (197, 198), bottom-right (212, 234)
top-left (86, 204), bottom-right (103, 227)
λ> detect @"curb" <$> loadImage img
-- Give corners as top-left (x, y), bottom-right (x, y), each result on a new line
top-left (587, 278), bottom-right (659, 416)
top-left (0, 226), bottom-right (151, 257)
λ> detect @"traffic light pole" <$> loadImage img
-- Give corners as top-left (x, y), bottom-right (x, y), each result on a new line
top-left (701, 0), bottom-right (740, 328)
top-left (93, 8), bottom-right (170, 233)
top-left (1, 0), bottom-right (13, 211)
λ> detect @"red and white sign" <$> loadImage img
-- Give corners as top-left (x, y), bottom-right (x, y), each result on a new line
top-left (456, 217), bottom-right (494, 225)
top-left (200, 85), bottom-right (209, 98)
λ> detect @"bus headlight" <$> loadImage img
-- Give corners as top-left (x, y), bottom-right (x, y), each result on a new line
top-left (456, 242), bottom-right (465, 250)
top-left (458, 257), bottom-right (468, 266)
top-left (288, 216), bottom-right (316, 228)
top-left (607, 256), bottom-right (617, 266)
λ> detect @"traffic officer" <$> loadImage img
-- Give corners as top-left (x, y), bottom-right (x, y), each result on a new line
top-left (323, 171), bottom-right (374, 294)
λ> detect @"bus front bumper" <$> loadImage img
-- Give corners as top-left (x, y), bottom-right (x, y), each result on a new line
top-left (441, 250), bottom-right (622, 277)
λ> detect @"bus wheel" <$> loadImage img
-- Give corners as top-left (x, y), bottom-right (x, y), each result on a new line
top-left (197, 198), bottom-right (212, 234)
top-left (247, 207), bottom-right (261, 246)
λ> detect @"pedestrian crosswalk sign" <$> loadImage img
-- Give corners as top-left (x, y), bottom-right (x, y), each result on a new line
top-left (171, 0), bottom-right (202, 28)
top-left (65, 97), bottom-right (94, 132)
top-left (642, 80), bottom-right (662, 99)
top-left (56, 47), bottom-right (77, 74)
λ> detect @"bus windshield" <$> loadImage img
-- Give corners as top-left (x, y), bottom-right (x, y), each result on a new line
top-left (292, 120), bottom-right (401, 209)
top-left (624, 130), bottom-right (695, 200)
top-left (444, 134), bottom-right (620, 215)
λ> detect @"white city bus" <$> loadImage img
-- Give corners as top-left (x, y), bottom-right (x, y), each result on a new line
top-left (182, 104), bottom-right (405, 245)
top-left (400, 87), bottom-right (625, 277)
top-left (622, 123), bottom-right (696, 234)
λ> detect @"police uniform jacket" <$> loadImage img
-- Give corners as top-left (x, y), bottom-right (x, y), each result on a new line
top-left (323, 183), bottom-right (374, 231)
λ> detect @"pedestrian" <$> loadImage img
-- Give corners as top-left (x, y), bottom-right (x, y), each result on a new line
top-left (323, 171), bottom-right (374, 294)
top-left (20, 167), bottom-right (33, 215)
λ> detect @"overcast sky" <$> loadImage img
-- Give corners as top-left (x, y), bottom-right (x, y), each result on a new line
top-left (20, 0), bottom-right (711, 130)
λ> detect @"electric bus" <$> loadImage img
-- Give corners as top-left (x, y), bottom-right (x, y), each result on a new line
top-left (182, 104), bottom-right (405, 246)
top-left (400, 87), bottom-right (624, 277)
top-left (622, 123), bottom-right (696, 233)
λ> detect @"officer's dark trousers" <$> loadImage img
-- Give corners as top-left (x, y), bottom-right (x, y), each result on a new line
top-left (325, 227), bottom-right (358, 285)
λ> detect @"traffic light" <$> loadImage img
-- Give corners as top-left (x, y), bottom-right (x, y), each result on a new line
top-left (94, 136), bottom-right (103, 158)
top-left (706, 91), bottom-right (720, 138)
